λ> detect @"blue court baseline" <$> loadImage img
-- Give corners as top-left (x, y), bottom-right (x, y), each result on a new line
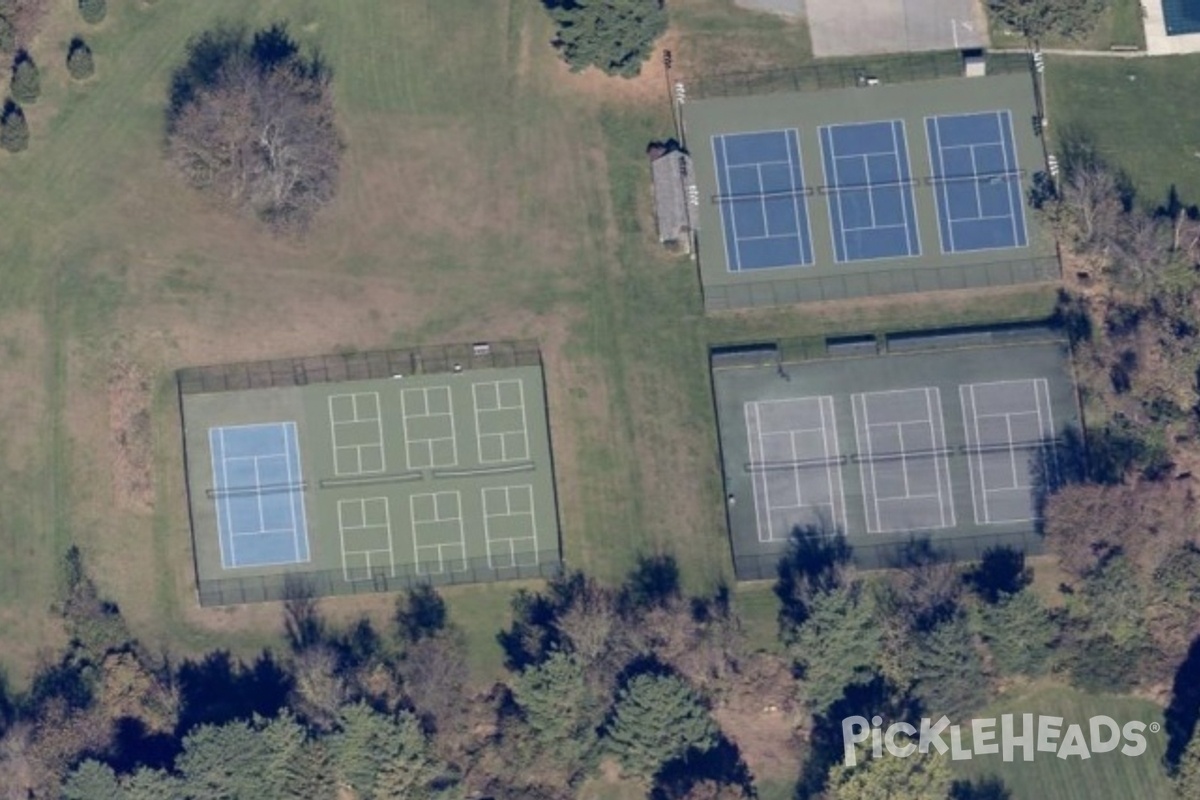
top-left (712, 129), bottom-right (815, 272)
top-left (818, 120), bottom-right (922, 263)
top-left (925, 111), bottom-right (1028, 254)
top-left (209, 422), bottom-right (311, 569)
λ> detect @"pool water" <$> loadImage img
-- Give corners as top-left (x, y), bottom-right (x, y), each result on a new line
top-left (1163, 0), bottom-right (1200, 36)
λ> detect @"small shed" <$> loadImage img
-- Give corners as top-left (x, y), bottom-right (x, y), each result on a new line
top-left (648, 142), bottom-right (695, 252)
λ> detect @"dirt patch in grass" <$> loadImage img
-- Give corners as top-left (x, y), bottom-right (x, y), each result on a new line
top-left (0, 312), bottom-right (48, 466)
top-left (108, 360), bottom-right (155, 515)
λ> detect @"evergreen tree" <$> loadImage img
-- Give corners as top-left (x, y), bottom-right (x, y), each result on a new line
top-left (512, 650), bottom-right (604, 775)
top-left (78, 0), bottom-right (106, 25)
top-left (908, 612), bottom-right (989, 719)
top-left (10, 53), bottom-right (37, 103)
top-left (605, 672), bottom-right (719, 779)
top-left (792, 582), bottom-right (884, 716)
top-left (544, 0), bottom-right (667, 78)
top-left (1177, 732), bottom-right (1200, 798)
top-left (976, 589), bottom-right (1057, 677)
top-left (0, 100), bottom-right (28, 153)
top-left (174, 718), bottom-right (270, 796)
top-left (332, 703), bottom-right (453, 799)
top-left (67, 38), bottom-right (95, 80)
top-left (0, 17), bottom-right (14, 54)
top-left (62, 760), bottom-right (126, 800)
top-left (259, 711), bottom-right (335, 799)
top-left (827, 743), bottom-right (952, 800)
top-left (122, 769), bottom-right (184, 800)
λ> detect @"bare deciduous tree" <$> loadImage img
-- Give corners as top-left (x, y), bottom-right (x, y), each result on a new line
top-left (167, 26), bottom-right (340, 232)
top-left (290, 645), bottom-right (348, 732)
top-left (1059, 162), bottom-right (1124, 254)
top-left (0, 0), bottom-right (50, 50)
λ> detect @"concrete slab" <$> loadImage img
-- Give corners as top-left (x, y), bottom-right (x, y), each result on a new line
top-left (808, 0), bottom-right (988, 58)
top-left (1143, 0), bottom-right (1200, 55)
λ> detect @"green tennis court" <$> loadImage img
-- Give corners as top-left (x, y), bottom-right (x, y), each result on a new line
top-left (177, 343), bottom-right (561, 606)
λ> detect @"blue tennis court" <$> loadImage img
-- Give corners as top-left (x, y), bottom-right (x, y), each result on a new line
top-left (712, 129), bottom-right (815, 271)
top-left (818, 120), bottom-right (921, 263)
top-left (209, 422), bottom-right (311, 569)
top-left (925, 111), bottom-right (1028, 254)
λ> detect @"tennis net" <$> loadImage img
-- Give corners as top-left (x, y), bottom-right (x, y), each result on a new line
top-left (743, 440), bottom-right (1057, 473)
top-left (206, 481), bottom-right (308, 499)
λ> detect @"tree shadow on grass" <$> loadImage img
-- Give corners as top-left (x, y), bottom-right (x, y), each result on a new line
top-left (1164, 634), bottom-right (1200, 772)
top-left (174, 650), bottom-right (292, 735)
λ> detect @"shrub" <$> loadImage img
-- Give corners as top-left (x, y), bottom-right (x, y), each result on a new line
top-left (67, 38), bottom-right (94, 80)
top-left (0, 98), bottom-right (28, 152)
top-left (78, 0), bottom-right (105, 25)
top-left (10, 52), bottom-right (38, 103)
top-left (0, 16), bottom-right (14, 54)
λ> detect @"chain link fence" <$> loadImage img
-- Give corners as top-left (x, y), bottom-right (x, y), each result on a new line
top-left (733, 529), bottom-right (1046, 582)
top-left (702, 254), bottom-right (1061, 311)
top-left (197, 553), bottom-right (563, 607)
top-left (177, 340), bottom-right (542, 395)
top-left (687, 51), bottom-right (1033, 100)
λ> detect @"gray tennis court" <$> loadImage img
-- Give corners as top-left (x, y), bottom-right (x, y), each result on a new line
top-left (712, 325), bottom-right (1080, 578)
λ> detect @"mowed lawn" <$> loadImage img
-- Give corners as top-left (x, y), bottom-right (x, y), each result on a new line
top-left (0, 0), bottom-right (1058, 691)
top-left (1047, 54), bottom-right (1200, 207)
top-left (953, 686), bottom-right (1175, 799)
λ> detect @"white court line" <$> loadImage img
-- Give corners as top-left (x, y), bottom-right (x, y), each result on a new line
top-left (969, 145), bottom-right (986, 221)
top-left (210, 429), bottom-right (233, 568)
top-left (279, 424), bottom-right (300, 563)
top-left (754, 401), bottom-right (777, 541)
top-left (439, 388), bottom-right (460, 468)
top-left (743, 403), bottom-right (770, 543)
top-left (817, 396), bottom-right (842, 533)
top-left (1036, 377), bottom-right (1058, 488)
top-left (1005, 415), bottom-right (1020, 487)
top-left (960, 385), bottom-right (983, 526)
top-left (969, 384), bottom-right (991, 524)
top-left (896, 424), bottom-right (911, 496)
top-left (410, 491), bottom-right (466, 574)
top-left (923, 390), bottom-right (943, 524)
top-left (860, 156), bottom-right (879, 228)
top-left (755, 163), bottom-right (771, 237)
top-left (928, 117), bottom-right (958, 253)
top-left (252, 455), bottom-right (265, 532)
top-left (512, 381), bottom-right (530, 461)
top-left (471, 383), bottom-right (487, 463)
top-left (787, 428), bottom-right (805, 512)
top-left (714, 136), bottom-right (744, 272)
top-left (851, 394), bottom-right (883, 533)
top-left (1001, 110), bottom-right (1024, 246)
top-left (481, 487), bottom-right (500, 567)
top-left (927, 387), bottom-right (955, 528)
top-left (482, 486), bottom-right (539, 568)
top-left (893, 121), bottom-right (921, 257)
top-left (819, 126), bottom-right (852, 264)
top-left (784, 129), bottom-right (812, 263)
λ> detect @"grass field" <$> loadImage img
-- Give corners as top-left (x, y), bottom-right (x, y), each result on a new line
top-left (0, 0), bottom-right (1062, 705)
top-left (953, 685), bottom-right (1175, 799)
top-left (1047, 54), bottom-right (1200, 207)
